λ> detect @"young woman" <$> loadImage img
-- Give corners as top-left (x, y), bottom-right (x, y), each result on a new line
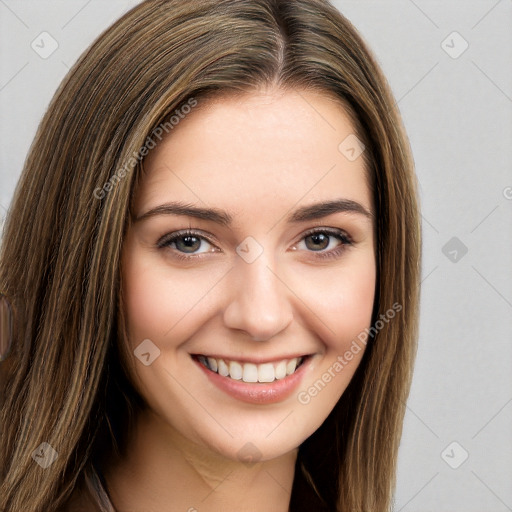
top-left (0, 1), bottom-right (421, 511)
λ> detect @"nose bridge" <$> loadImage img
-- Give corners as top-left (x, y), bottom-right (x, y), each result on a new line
top-left (222, 246), bottom-right (293, 341)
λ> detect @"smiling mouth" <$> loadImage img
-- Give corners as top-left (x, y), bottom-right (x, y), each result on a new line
top-left (192, 354), bottom-right (308, 383)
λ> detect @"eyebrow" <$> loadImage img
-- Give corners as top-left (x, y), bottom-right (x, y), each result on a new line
top-left (287, 199), bottom-right (373, 223)
top-left (134, 198), bottom-right (373, 225)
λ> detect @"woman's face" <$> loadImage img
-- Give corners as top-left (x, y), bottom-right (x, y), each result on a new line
top-left (121, 88), bottom-right (376, 462)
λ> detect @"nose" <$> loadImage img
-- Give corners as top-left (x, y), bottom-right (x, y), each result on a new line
top-left (222, 253), bottom-right (294, 342)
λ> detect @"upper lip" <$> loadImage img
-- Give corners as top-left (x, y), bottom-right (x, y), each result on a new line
top-left (192, 353), bottom-right (311, 364)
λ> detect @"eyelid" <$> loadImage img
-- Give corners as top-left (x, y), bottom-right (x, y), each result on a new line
top-left (156, 229), bottom-right (219, 253)
top-left (291, 226), bottom-right (353, 261)
top-left (299, 226), bottom-right (353, 244)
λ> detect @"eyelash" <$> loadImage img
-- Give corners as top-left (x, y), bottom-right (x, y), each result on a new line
top-left (156, 227), bottom-right (353, 262)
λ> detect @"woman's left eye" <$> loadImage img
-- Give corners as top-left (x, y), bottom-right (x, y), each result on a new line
top-left (295, 228), bottom-right (352, 258)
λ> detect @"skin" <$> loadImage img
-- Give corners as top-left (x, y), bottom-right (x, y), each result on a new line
top-left (105, 87), bottom-right (376, 512)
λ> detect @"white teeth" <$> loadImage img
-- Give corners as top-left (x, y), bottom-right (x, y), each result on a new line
top-left (258, 363), bottom-right (275, 382)
top-left (243, 363), bottom-right (258, 383)
top-left (275, 360), bottom-right (287, 380)
top-left (197, 355), bottom-right (305, 382)
top-left (229, 361), bottom-right (243, 380)
top-left (286, 358), bottom-right (298, 375)
top-left (207, 357), bottom-right (218, 372)
top-left (218, 359), bottom-right (229, 377)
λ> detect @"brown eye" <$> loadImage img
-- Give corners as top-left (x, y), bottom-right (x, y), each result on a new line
top-left (304, 232), bottom-right (331, 251)
top-left (296, 228), bottom-right (353, 260)
top-left (157, 229), bottom-right (217, 257)
top-left (174, 235), bottom-right (202, 253)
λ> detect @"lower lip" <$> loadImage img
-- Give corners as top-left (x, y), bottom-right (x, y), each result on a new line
top-left (193, 356), bottom-right (311, 404)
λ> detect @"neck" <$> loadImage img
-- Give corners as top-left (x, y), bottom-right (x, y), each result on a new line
top-left (103, 408), bottom-right (297, 512)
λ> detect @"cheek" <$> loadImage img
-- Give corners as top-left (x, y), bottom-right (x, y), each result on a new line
top-left (122, 264), bottom-right (178, 345)
top-left (122, 248), bottom-right (219, 347)
top-left (299, 252), bottom-right (376, 351)
top-left (330, 265), bottom-right (376, 346)
top-left (292, 252), bottom-right (376, 406)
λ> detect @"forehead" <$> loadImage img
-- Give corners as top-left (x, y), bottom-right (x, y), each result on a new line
top-left (134, 89), bottom-right (372, 223)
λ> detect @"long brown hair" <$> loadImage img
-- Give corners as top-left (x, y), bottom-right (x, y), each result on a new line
top-left (0, 0), bottom-right (421, 510)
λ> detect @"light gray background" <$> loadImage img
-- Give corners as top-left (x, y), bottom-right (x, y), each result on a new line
top-left (1, 1), bottom-right (511, 511)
